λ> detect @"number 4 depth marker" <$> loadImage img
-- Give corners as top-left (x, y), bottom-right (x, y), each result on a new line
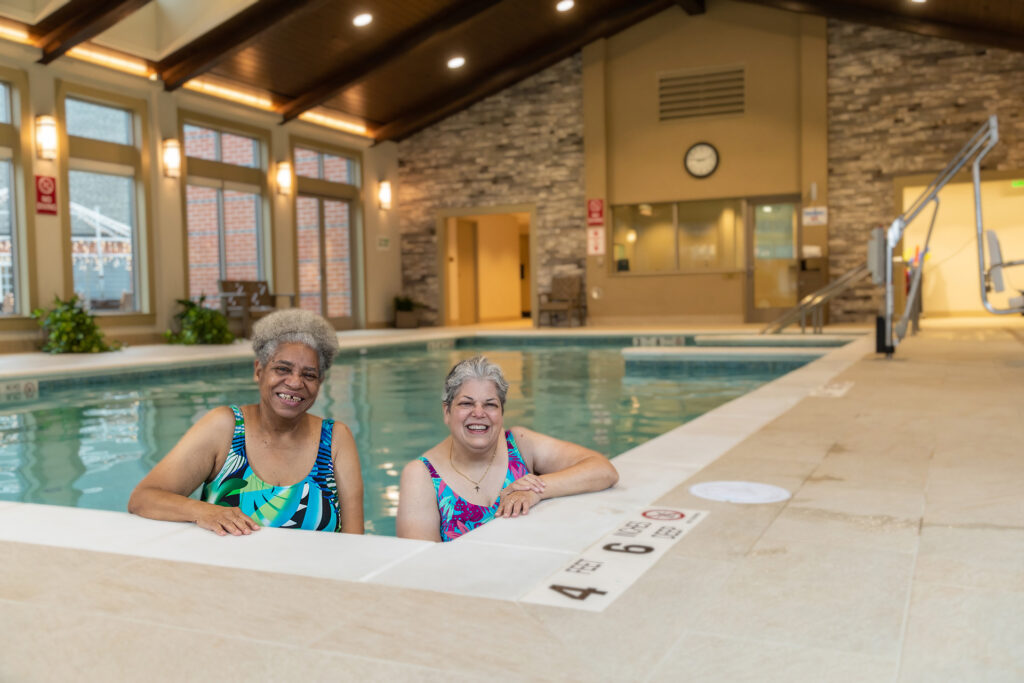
top-left (519, 507), bottom-right (707, 612)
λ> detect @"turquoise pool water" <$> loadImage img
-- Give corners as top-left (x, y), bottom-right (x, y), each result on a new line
top-left (0, 341), bottom-right (808, 535)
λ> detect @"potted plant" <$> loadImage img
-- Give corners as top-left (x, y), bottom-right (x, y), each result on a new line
top-left (31, 295), bottom-right (121, 353)
top-left (165, 297), bottom-right (235, 345)
top-left (394, 295), bottom-right (421, 329)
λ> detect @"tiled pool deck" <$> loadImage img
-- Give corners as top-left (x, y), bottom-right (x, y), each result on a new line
top-left (1, 320), bottom-right (1022, 681)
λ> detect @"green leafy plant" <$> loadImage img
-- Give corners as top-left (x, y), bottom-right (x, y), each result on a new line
top-left (165, 297), bottom-right (234, 345)
top-left (31, 295), bottom-right (120, 353)
top-left (394, 295), bottom-right (422, 312)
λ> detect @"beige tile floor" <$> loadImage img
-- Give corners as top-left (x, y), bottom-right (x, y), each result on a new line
top-left (2, 318), bottom-right (1023, 681)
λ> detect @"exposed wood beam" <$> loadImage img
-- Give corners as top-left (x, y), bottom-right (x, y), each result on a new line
top-left (735, 0), bottom-right (1024, 53)
top-left (33, 0), bottom-right (153, 65)
top-left (676, 0), bottom-right (706, 15)
top-left (373, 0), bottom-right (675, 142)
top-left (280, 0), bottom-right (503, 123)
top-left (157, 0), bottom-right (324, 91)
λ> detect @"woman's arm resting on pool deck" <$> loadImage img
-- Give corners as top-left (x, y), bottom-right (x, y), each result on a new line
top-left (332, 422), bottom-right (364, 534)
top-left (495, 426), bottom-right (618, 518)
top-left (395, 459), bottom-right (443, 542)
top-left (127, 407), bottom-right (260, 536)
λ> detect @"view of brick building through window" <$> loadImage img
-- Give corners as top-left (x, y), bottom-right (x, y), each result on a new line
top-left (184, 125), bottom-right (263, 304)
top-left (297, 196), bottom-right (351, 317)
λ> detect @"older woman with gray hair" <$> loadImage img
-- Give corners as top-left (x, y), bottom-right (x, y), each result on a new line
top-left (129, 309), bottom-right (363, 535)
top-left (397, 355), bottom-right (617, 542)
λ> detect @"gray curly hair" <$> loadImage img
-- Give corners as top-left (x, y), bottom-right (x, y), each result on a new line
top-left (441, 355), bottom-right (509, 410)
top-left (251, 309), bottom-right (339, 377)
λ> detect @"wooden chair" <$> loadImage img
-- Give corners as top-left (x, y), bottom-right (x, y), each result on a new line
top-left (218, 280), bottom-right (296, 337)
top-left (538, 275), bottom-right (584, 327)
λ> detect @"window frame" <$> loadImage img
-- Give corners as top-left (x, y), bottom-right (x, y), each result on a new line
top-left (178, 110), bottom-right (272, 300)
top-left (0, 66), bottom-right (36, 330)
top-left (57, 81), bottom-right (154, 323)
top-left (289, 136), bottom-right (363, 329)
top-left (609, 197), bottom-right (748, 277)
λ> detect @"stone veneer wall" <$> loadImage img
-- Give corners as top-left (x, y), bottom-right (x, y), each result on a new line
top-left (828, 21), bottom-right (1024, 321)
top-left (396, 54), bottom-right (584, 325)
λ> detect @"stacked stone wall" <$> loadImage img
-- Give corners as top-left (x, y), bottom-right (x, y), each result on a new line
top-left (828, 21), bottom-right (1024, 321)
top-left (396, 55), bottom-right (584, 324)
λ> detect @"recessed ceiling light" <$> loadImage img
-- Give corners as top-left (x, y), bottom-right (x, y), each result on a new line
top-left (447, 56), bottom-right (466, 69)
top-left (910, 0), bottom-right (926, 3)
top-left (353, 13), bottom-right (372, 27)
top-left (556, 0), bottom-right (575, 11)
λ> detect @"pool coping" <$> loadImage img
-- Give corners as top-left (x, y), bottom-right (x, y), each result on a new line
top-left (0, 328), bottom-right (872, 603)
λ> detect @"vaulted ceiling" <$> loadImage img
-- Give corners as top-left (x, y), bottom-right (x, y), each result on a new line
top-left (1, 0), bottom-right (1022, 142)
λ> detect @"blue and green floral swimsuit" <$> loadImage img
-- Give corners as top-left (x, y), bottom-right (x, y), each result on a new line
top-left (201, 405), bottom-right (340, 531)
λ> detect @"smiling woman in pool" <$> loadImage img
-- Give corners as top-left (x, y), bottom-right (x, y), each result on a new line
top-left (396, 355), bottom-right (618, 542)
top-left (128, 309), bottom-right (363, 536)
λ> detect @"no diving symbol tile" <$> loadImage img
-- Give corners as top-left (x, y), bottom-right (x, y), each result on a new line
top-left (810, 381), bottom-right (854, 398)
top-left (519, 507), bottom-right (707, 612)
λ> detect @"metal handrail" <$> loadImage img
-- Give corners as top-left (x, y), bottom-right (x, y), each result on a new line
top-left (761, 263), bottom-right (869, 334)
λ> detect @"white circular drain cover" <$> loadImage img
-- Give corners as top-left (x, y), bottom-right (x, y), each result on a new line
top-left (689, 481), bottom-right (791, 504)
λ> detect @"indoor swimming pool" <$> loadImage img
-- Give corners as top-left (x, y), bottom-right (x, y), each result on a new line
top-left (0, 338), bottom-right (812, 536)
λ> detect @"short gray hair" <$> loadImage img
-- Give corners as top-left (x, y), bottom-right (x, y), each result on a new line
top-left (442, 355), bottom-right (509, 410)
top-left (251, 309), bottom-right (339, 377)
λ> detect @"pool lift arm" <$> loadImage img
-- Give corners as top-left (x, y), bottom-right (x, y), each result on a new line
top-left (871, 115), bottom-right (1020, 356)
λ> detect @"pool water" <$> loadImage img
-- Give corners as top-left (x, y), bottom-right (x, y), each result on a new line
top-left (0, 343), bottom-right (806, 535)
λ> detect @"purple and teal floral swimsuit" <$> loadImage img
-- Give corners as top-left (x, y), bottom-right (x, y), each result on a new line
top-left (419, 429), bottom-right (530, 542)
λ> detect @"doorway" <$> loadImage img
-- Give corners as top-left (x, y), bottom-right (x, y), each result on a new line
top-left (441, 209), bottom-right (533, 326)
top-left (746, 198), bottom-right (801, 322)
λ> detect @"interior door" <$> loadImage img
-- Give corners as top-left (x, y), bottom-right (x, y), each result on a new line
top-left (747, 200), bottom-right (800, 322)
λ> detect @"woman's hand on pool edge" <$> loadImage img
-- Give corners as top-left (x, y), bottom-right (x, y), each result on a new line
top-left (505, 473), bottom-right (546, 495)
top-left (496, 487), bottom-right (541, 518)
top-left (195, 503), bottom-right (261, 536)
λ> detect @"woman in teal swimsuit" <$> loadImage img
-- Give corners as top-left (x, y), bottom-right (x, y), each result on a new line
top-left (129, 309), bottom-right (363, 536)
top-left (396, 356), bottom-right (618, 542)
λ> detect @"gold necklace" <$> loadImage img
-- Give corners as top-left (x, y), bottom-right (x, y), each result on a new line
top-left (448, 436), bottom-right (500, 493)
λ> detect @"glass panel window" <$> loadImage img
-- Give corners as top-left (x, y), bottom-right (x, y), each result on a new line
top-left (65, 98), bottom-right (132, 145)
top-left (183, 124), bottom-right (259, 168)
top-left (68, 170), bottom-right (138, 311)
top-left (611, 203), bottom-right (675, 273)
top-left (0, 82), bottom-right (10, 124)
top-left (294, 146), bottom-right (358, 185)
top-left (297, 195), bottom-right (352, 318)
top-left (0, 159), bottom-right (17, 314)
top-left (186, 184), bottom-right (262, 302)
top-left (677, 199), bottom-right (744, 271)
top-left (612, 199), bottom-right (745, 274)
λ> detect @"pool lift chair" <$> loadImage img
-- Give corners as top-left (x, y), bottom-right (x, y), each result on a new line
top-left (868, 115), bottom-right (1024, 357)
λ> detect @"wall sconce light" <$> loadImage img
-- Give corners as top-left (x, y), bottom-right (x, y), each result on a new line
top-left (378, 180), bottom-right (392, 210)
top-left (162, 138), bottom-right (181, 178)
top-left (276, 161), bottom-right (293, 195)
top-left (35, 115), bottom-right (57, 160)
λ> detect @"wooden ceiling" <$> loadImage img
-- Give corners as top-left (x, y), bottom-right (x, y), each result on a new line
top-left (14, 0), bottom-right (1024, 142)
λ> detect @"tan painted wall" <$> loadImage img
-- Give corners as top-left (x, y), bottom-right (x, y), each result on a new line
top-left (474, 214), bottom-right (521, 322)
top-left (584, 1), bottom-right (828, 324)
top-left (903, 178), bottom-right (1024, 316)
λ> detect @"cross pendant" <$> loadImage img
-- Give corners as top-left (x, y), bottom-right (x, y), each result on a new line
top-left (474, 485), bottom-right (480, 492)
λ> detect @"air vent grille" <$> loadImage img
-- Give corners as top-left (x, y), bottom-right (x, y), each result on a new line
top-left (658, 66), bottom-right (745, 121)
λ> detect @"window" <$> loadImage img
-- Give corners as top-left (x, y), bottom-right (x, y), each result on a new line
top-left (612, 198), bottom-right (744, 274)
top-left (0, 80), bottom-right (18, 315)
top-left (63, 92), bottom-right (146, 313)
top-left (294, 146), bottom-right (358, 185)
top-left (184, 124), bottom-right (259, 168)
top-left (182, 116), bottom-right (268, 302)
top-left (293, 141), bottom-right (360, 325)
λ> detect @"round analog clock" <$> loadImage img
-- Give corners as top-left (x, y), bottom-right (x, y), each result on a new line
top-left (684, 142), bottom-right (719, 178)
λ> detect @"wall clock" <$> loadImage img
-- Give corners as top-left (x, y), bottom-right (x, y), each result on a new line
top-left (684, 142), bottom-right (719, 179)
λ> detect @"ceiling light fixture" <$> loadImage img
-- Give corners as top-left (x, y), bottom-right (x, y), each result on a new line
top-left (556, 0), bottom-right (575, 11)
top-left (297, 110), bottom-right (369, 137)
top-left (67, 45), bottom-right (152, 78)
top-left (353, 13), bottom-right (373, 27)
top-left (447, 56), bottom-right (466, 69)
top-left (910, 0), bottom-right (926, 3)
